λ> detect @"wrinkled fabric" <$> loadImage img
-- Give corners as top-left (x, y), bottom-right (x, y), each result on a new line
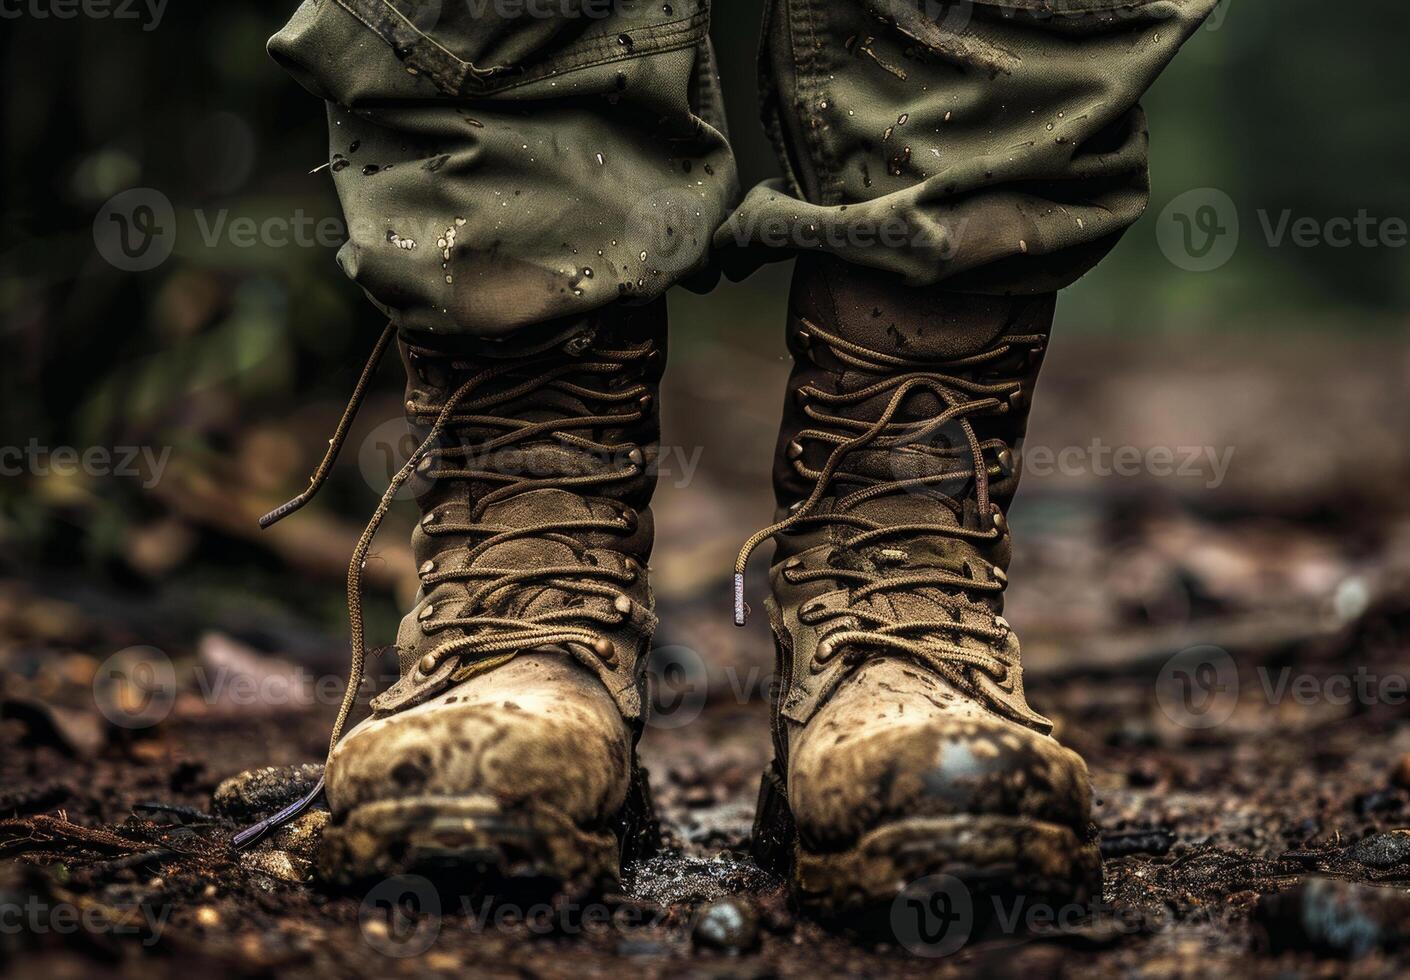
top-left (270, 0), bottom-right (1216, 335)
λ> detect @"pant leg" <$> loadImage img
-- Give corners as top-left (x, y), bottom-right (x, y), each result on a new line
top-left (720, 0), bottom-right (1218, 292)
top-left (269, 0), bottom-right (739, 338)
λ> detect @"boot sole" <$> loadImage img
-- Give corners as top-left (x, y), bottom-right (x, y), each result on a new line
top-left (754, 762), bottom-right (1102, 933)
top-left (319, 765), bottom-right (659, 891)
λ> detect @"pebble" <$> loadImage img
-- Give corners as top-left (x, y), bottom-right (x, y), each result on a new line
top-left (1257, 877), bottom-right (1410, 958)
top-left (1348, 830), bottom-right (1410, 869)
top-left (691, 896), bottom-right (761, 954)
top-left (271, 809), bottom-right (330, 860)
top-left (240, 849), bottom-right (311, 883)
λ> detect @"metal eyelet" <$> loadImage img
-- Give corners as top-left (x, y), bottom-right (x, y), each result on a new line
top-left (418, 603), bottom-right (436, 621)
top-left (591, 636), bottom-right (616, 664)
top-left (990, 505), bottom-right (1008, 534)
top-left (418, 653), bottom-right (438, 675)
top-left (419, 560), bottom-right (436, 576)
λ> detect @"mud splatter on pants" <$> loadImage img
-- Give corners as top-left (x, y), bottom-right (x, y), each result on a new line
top-left (270, 0), bottom-right (1217, 338)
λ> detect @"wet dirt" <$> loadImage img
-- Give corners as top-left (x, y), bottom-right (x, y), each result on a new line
top-left (4, 330), bottom-right (1410, 977)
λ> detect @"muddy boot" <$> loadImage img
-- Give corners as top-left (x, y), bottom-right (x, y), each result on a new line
top-left (283, 304), bottom-right (665, 888)
top-left (738, 258), bottom-right (1100, 924)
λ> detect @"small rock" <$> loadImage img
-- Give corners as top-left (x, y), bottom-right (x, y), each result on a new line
top-left (1257, 877), bottom-right (1410, 958)
top-left (692, 896), bottom-right (760, 954)
top-left (240, 848), bottom-right (311, 883)
top-left (270, 809), bottom-right (330, 860)
top-left (1099, 828), bottom-right (1176, 859)
top-left (212, 764), bottom-right (323, 820)
top-left (1348, 831), bottom-right (1410, 869)
top-left (1353, 788), bottom-right (1404, 819)
top-left (1391, 755), bottom-right (1410, 790)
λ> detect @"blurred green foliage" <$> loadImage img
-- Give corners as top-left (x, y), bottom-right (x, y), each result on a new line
top-left (0, 0), bottom-right (1406, 584)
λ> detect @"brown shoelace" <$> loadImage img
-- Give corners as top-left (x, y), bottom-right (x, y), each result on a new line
top-left (234, 324), bottom-right (654, 846)
top-left (733, 318), bottom-right (1044, 696)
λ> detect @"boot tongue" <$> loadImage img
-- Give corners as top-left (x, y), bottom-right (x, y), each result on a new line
top-left (473, 489), bottom-right (600, 617)
top-left (834, 494), bottom-right (994, 616)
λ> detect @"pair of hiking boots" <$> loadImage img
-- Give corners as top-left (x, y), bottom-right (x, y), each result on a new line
top-left (253, 256), bottom-right (1100, 922)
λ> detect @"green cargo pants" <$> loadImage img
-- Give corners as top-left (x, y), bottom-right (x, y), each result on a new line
top-left (270, 0), bottom-right (1217, 337)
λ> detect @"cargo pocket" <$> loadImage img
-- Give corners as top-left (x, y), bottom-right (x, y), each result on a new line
top-left (331, 0), bottom-right (712, 96)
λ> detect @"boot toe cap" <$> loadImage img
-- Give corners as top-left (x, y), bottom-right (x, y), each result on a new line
top-left (325, 654), bottom-right (632, 828)
top-left (787, 665), bottom-right (1091, 851)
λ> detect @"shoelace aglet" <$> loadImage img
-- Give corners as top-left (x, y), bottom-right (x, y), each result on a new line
top-left (734, 573), bottom-right (748, 626)
top-left (231, 777), bottom-right (325, 849)
top-left (258, 492), bottom-right (312, 530)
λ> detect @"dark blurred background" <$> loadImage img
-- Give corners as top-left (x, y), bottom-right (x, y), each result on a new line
top-left (0, 0), bottom-right (1408, 695)
top-left (3, 3), bottom-right (1410, 973)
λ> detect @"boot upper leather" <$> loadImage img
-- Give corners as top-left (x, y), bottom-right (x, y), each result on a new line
top-left (753, 257), bottom-right (1093, 852)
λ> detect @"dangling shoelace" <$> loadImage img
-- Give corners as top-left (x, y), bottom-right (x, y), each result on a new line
top-left (234, 323), bottom-right (654, 846)
top-left (732, 318), bottom-right (1045, 695)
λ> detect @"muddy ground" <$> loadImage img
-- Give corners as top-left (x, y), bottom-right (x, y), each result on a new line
top-left (3, 324), bottom-right (1410, 977)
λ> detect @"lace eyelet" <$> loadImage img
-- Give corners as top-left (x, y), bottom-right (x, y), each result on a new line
top-left (590, 635), bottom-right (616, 663)
top-left (418, 653), bottom-right (438, 675)
top-left (813, 637), bottom-right (841, 666)
top-left (418, 560), bottom-right (436, 576)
